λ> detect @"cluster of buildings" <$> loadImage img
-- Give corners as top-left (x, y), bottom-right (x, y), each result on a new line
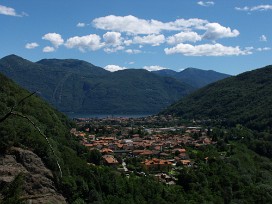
top-left (72, 117), bottom-right (214, 175)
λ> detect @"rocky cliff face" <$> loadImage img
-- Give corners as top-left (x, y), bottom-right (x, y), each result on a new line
top-left (0, 147), bottom-right (66, 203)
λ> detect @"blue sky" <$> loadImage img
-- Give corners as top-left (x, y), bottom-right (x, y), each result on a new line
top-left (0, 0), bottom-right (271, 75)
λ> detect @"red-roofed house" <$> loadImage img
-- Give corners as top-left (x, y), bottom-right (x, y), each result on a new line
top-left (142, 158), bottom-right (173, 172)
top-left (102, 155), bottom-right (119, 166)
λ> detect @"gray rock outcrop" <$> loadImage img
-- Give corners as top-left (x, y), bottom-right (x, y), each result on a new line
top-left (0, 147), bottom-right (66, 203)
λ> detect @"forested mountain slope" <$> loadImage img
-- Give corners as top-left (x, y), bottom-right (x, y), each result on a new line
top-left (163, 65), bottom-right (272, 131)
top-left (0, 55), bottom-right (193, 114)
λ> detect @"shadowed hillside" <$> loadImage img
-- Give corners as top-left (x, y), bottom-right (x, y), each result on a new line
top-left (0, 55), bottom-right (194, 115)
top-left (163, 65), bottom-right (272, 131)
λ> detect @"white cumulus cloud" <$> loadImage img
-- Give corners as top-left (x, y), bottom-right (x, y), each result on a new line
top-left (35, 15), bottom-right (242, 55)
top-left (43, 46), bottom-right (55, 53)
top-left (167, 32), bottom-right (202, 45)
top-left (77, 22), bottom-right (86, 27)
top-left (197, 1), bottom-right (215, 7)
top-left (202, 23), bottom-right (239, 40)
top-left (65, 34), bottom-right (104, 52)
top-left (132, 34), bottom-right (165, 46)
top-left (123, 39), bottom-right (133, 46)
top-left (172, 18), bottom-right (209, 30)
top-left (92, 15), bottom-right (240, 43)
top-left (103, 32), bottom-right (123, 47)
top-left (235, 6), bottom-right (249, 11)
top-left (104, 65), bottom-right (127, 72)
top-left (260, 35), bottom-right (267, 42)
top-left (104, 46), bottom-right (124, 53)
top-left (256, 47), bottom-right (271, 51)
top-left (164, 43), bottom-right (252, 56)
top-left (93, 15), bottom-right (210, 35)
top-left (143, 65), bottom-right (168, 71)
top-left (235, 5), bottom-right (272, 11)
top-left (125, 49), bottom-right (142, 54)
top-left (93, 15), bottom-right (170, 34)
top-left (0, 4), bottom-right (26, 17)
top-left (25, 42), bottom-right (39, 49)
top-left (42, 33), bottom-right (64, 48)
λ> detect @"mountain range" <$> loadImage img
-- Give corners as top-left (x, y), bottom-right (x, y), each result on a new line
top-left (0, 55), bottom-right (229, 115)
top-left (163, 64), bottom-right (272, 131)
top-left (153, 68), bottom-right (230, 88)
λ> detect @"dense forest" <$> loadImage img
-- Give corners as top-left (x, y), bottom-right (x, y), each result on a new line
top-left (163, 65), bottom-right (272, 131)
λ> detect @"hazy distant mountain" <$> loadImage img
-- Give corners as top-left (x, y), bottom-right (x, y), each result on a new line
top-left (153, 67), bottom-right (230, 88)
top-left (162, 65), bottom-right (272, 131)
top-left (0, 55), bottom-right (194, 115)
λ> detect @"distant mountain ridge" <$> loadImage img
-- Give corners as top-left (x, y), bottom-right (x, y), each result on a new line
top-left (0, 55), bottom-right (230, 115)
top-left (162, 65), bottom-right (272, 131)
top-left (153, 67), bottom-right (230, 88)
top-left (0, 55), bottom-right (195, 114)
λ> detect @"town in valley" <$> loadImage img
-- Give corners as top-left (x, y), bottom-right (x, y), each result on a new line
top-left (71, 115), bottom-right (217, 185)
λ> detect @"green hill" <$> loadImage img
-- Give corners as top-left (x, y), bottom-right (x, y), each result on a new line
top-left (163, 65), bottom-right (272, 131)
top-left (0, 55), bottom-right (194, 115)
